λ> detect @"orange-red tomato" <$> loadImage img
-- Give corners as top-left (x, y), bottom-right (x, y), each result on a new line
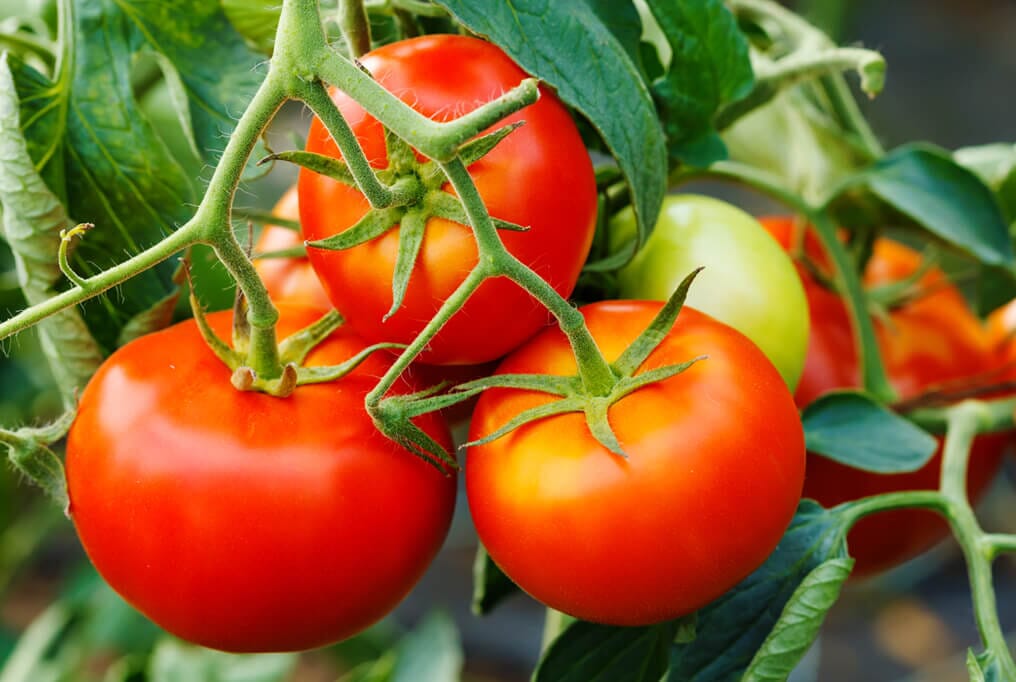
top-left (254, 187), bottom-right (332, 311)
top-left (66, 306), bottom-right (455, 652)
top-left (763, 217), bottom-right (1006, 576)
top-left (466, 301), bottom-right (805, 624)
top-left (299, 35), bottom-right (597, 365)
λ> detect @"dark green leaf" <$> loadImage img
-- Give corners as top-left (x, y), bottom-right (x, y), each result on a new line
top-left (831, 144), bottom-right (1014, 267)
top-left (955, 142), bottom-right (1016, 222)
top-left (668, 501), bottom-right (849, 680)
top-left (10, 1), bottom-right (262, 349)
top-left (0, 55), bottom-right (104, 400)
top-left (472, 545), bottom-right (520, 615)
top-left (390, 612), bottom-right (462, 682)
top-left (433, 0), bottom-right (666, 266)
top-left (646, 0), bottom-right (754, 167)
top-left (580, 0), bottom-right (645, 76)
top-left (976, 265), bottom-right (1016, 317)
top-left (742, 558), bottom-right (853, 681)
top-left (802, 391), bottom-right (938, 473)
top-left (535, 620), bottom-right (677, 682)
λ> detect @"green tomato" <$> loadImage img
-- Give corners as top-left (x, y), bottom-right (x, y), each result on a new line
top-left (610, 194), bottom-right (809, 389)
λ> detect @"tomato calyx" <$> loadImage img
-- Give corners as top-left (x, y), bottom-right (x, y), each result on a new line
top-left (189, 288), bottom-right (403, 398)
top-left (269, 122), bottom-right (529, 320)
top-left (384, 269), bottom-right (708, 458)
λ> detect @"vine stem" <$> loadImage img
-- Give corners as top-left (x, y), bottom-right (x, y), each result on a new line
top-left (338, 0), bottom-right (371, 58)
top-left (669, 161), bottom-right (895, 402)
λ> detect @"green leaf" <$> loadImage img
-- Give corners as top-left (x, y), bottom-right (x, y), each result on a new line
top-left (472, 545), bottom-right (520, 615)
top-left (667, 501), bottom-right (849, 680)
top-left (831, 144), bottom-right (1014, 267)
top-left (954, 142), bottom-right (1016, 222)
top-left (646, 0), bottom-right (754, 167)
top-left (581, 0), bottom-right (646, 77)
top-left (9, 1), bottom-right (262, 350)
top-left (534, 620), bottom-right (677, 682)
top-left (148, 639), bottom-right (296, 682)
top-left (221, 0), bottom-right (281, 53)
top-left (802, 391), bottom-right (938, 473)
top-left (389, 612), bottom-right (463, 682)
top-left (966, 649), bottom-right (1003, 682)
top-left (0, 55), bottom-right (104, 400)
top-left (741, 558), bottom-right (853, 681)
top-left (0, 410), bottom-right (75, 508)
top-left (432, 0), bottom-right (666, 267)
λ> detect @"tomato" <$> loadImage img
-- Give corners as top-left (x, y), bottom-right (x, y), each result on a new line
top-left (299, 35), bottom-right (597, 365)
top-left (610, 195), bottom-right (809, 388)
top-left (988, 299), bottom-right (1016, 369)
top-left (254, 186), bottom-right (331, 311)
top-left (763, 217), bottom-right (1006, 576)
top-left (66, 306), bottom-right (455, 653)
top-left (466, 301), bottom-right (805, 625)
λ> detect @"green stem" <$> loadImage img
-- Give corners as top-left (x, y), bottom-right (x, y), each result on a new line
top-left (715, 47), bottom-right (885, 131)
top-left (0, 223), bottom-right (199, 341)
top-left (907, 396), bottom-right (1016, 435)
top-left (440, 158), bottom-right (617, 396)
top-left (836, 490), bottom-right (950, 528)
top-left (938, 402), bottom-right (1016, 679)
top-left (338, 0), bottom-right (371, 58)
top-left (0, 31), bottom-right (55, 66)
top-left (313, 50), bottom-right (539, 162)
top-left (670, 161), bottom-right (895, 402)
top-left (983, 534), bottom-right (1016, 560)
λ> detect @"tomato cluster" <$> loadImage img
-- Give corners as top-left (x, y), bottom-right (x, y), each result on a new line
top-left (64, 32), bottom-right (1006, 656)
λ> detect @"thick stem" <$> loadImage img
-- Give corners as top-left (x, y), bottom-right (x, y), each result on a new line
top-left (338, 0), bottom-right (371, 58)
top-left (439, 159), bottom-right (617, 396)
top-left (670, 161), bottom-right (895, 402)
top-left (907, 396), bottom-right (1016, 435)
top-left (313, 50), bottom-right (539, 162)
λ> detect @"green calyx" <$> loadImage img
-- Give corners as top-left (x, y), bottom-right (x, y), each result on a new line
top-left (273, 121), bottom-right (528, 320)
top-left (0, 410), bottom-right (75, 510)
top-left (381, 268), bottom-right (708, 460)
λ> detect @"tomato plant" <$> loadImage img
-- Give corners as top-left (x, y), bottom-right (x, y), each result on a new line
top-left (299, 34), bottom-right (597, 365)
top-left (466, 300), bottom-right (805, 625)
top-left (66, 305), bottom-right (456, 653)
top-left (763, 217), bottom-right (1006, 575)
top-left (610, 194), bottom-right (809, 388)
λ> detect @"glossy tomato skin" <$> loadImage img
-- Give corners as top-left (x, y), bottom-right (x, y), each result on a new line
top-left (466, 301), bottom-right (805, 625)
top-left (254, 186), bottom-right (332, 311)
top-left (299, 35), bottom-right (597, 365)
top-left (763, 217), bottom-right (1006, 576)
top-left (66, 306), bottom-right (455, 653)
top-left (610, 195), bottom-right (809, 388)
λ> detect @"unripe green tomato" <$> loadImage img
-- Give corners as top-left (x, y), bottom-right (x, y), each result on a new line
top-left (609, 194), bottom-right (809, 389)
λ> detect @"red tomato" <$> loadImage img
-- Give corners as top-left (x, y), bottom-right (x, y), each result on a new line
top-left (299, 35), bottom-right (597, 365)
top-left (762, 217), bottom-right (1006, 576)
top-left (466, 301), bottom-right (805, 625)
top-left (66, 306), bottom-right (455, 652)
top-left (254, 186), bottom-right (332, 311)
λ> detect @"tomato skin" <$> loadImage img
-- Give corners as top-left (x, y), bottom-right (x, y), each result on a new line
top-left (466, 301), bottom-right (805, 625)
top-left (610, 195), bottom-right (809, 388)
top-left (254, 186), bottom-right (332, 311)
top-left (66, 306), bottom-right (455, 653)
top-left (299, 35), bottom-right (597, 365)
top-left (762, 217), bottom-right (1005, 576)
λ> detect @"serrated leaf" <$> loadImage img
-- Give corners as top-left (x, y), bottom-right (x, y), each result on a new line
top-left (831, 144), bottom-right (1014, 267)
top-left (472, 545), bottom-right (520, 615)
top-left (646, 0), bottom-right (754, 167)
top-left (667, 501), bottom-right (849, 680)
top-left (389, 612), bottom-right (462, 682)
top-left (741, 558), bottom-right (853, 681)
top-left (535, 620), bottom-right (677, 682)
top-left (9, 1), bottom-right (262, 349)
top-left (802, 391), bottom-right (938, 473)
top-left (0, 55), bottom-right (103, 400)
top-left (433, 0), bottom-right (666, 267)
top-left (148, 639), bottom-right (296, 682)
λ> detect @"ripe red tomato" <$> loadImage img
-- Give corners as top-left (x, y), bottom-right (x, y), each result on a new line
top-left (466, 301), bottom-right (805, 625)
top-left (299, 35), bottom-right (597, 365)
top-left (66, 306), bottom-right (455, 652)
top-left (253, 186), bottom-right (332, 311)
top-left (762, 217), bottom-right (1006, 576)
